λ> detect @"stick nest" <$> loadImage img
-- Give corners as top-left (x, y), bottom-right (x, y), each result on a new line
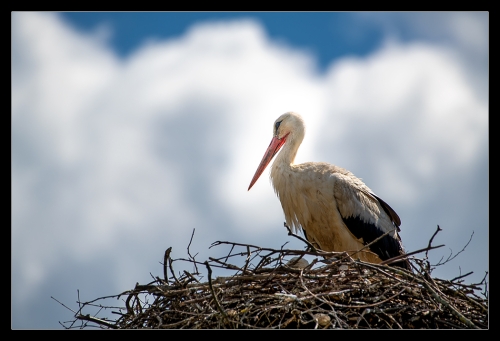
top-left (60, 230), bottom-right (488, 329)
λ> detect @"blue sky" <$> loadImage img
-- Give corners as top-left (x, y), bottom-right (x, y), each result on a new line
top-left (59, 12), bottom-right (386, 69)
top-left (12, 12), bottom-right (488, 329)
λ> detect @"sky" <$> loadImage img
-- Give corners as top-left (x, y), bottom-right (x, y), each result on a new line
top-left (11, 12), bottom-right (488, 329)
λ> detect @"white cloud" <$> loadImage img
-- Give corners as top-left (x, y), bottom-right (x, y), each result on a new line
top-left (12, 12), bottom-right (487, 328)
top-left (322, 42), bottom-right (487, 194)
top-left (355, 11), bottom-right (489, 100)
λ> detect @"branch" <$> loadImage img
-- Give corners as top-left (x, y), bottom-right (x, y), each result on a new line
top-left (433, 231), bottom-right (475, 267)
top-left (284, 222), bottom-right (317, 252)
top-left (187, 228), bottom-right (199, 274)
top-left (421, 281), bottom-right (480, 329)
top-left (380, 244), bottom-right (445, 266)
top-left (76, 314), bottom-right (118, 329)
top-left (426, 225), bottom-right (443, 259)
top-left (163, 247), bottom-right (172, 282)
top-left (204, 261), bottom-right (233, 328)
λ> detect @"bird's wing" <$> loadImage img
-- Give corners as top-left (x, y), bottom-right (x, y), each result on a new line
top-left (332, 172), bottom-right (405, 263)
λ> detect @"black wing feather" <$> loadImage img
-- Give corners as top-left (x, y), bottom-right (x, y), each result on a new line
top-left (371, 193), bottom-right (401, 230)
top-left (341, 215), bottom-right (409, 269)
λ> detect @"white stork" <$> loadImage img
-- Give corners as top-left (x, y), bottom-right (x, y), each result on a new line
top-left (248, 112), bottom-right (409, 269)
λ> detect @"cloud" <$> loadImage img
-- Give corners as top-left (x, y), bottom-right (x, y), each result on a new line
top-left (322, 41), bottom-right (486, 192)
top-left (12, 12), bottom-right (487, 328)
top-left (354, 11), bottom-right (488, 99)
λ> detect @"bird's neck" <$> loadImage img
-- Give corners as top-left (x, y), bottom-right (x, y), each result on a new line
top-left (270, 133), bottom-right (302, 204)
top-left (272, 131), bottom-right (303, 171)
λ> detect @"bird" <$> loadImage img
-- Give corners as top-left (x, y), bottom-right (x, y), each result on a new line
top-left (248, 112), bottom-right (409, 269)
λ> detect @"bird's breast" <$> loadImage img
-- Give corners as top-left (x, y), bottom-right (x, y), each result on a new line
top-left (270, 163), bottom-right (375, 258)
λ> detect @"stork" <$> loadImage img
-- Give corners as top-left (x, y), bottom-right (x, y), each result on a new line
top-left (248, 112), bottom-right (409, 269)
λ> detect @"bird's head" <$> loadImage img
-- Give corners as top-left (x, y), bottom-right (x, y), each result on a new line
top-left (273, 112), bottom-right (305, 140)
top-left (248, 112), bottom-right (305, 191)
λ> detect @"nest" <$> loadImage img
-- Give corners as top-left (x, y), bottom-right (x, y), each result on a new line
top-left (58, 228), bottom-right (488, 329)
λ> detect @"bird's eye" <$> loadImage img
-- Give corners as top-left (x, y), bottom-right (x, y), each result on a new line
top-left (275, 121), bottom-right (282, 133)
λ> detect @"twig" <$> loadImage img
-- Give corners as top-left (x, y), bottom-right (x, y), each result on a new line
top-left (76, 314), bottom-right (118, 329)
top-left (168, 257), bottom-right (180, 285)
top-left (426, 225), bottom-right (442, 259)
top-left (433, 231), bottom-right (475, 267)
top-left (204, 261), bottom-right (233, 328)
top-left (284, 222), bottom-right (317, 251)
top-left (183, 270), bottom-right (200, 283)
top-left (163, 247), bottom-right (172, 282)
top-left (51, 296), bottom-right (77, 314)
top-left (421, 280), bottom-right (479, 329)
top-left (449, 272), bottom-right (474, 283)
top-left (208, 257), bottom-right (245, 271)
top-left (187, 228), bottom-right (199, 274)
top-left (380, 244), bottom-right (445, 266)
top-left (242, 245), bottom-right (252, 274)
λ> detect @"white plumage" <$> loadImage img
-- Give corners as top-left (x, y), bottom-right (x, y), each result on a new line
top-left (248, 112), bottom-right (408, 269)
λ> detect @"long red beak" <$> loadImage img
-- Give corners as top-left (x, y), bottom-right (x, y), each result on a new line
top-left (248, 135), bottom-right (288, 190)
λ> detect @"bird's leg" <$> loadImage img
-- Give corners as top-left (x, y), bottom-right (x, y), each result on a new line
top-left (284, 222), bottom-right (317, 252)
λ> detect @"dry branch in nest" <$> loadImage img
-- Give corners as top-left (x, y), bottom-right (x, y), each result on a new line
top-left (57, 227), bottom-right (488, 329)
